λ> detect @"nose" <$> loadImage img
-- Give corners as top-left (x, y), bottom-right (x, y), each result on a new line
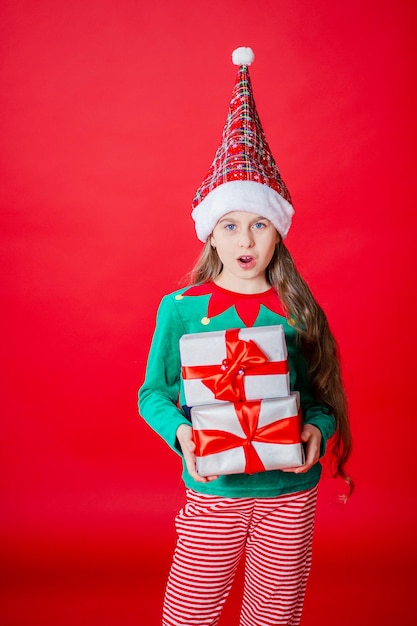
top-left (238, 228), bottom-right (254, 248)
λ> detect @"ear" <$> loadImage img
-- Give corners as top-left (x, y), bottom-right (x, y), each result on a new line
top-left (210, 235), bottom-right (216, 248)
top-left (275, 231), bottom-right (281, 244)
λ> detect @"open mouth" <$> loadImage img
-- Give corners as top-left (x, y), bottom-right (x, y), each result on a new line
top-left (237, 255), bottom-right (255, 269)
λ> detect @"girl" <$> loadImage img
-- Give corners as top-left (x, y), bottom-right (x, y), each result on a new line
top-left (139, 47), bottom-right (351, 626)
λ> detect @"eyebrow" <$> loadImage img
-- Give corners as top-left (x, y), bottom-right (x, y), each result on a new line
top-left (218, 215), bottom-right (268, 224)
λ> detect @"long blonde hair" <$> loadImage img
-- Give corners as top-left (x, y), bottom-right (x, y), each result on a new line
top-left (189, 240), bottom-right (353, 496)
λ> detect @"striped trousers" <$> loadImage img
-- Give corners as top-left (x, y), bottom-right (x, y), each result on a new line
top-left (163, 486), bottom-right (318, 626)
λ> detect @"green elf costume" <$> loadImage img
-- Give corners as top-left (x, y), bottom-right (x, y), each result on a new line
top-left (139, 280), bottom-right (335, 497)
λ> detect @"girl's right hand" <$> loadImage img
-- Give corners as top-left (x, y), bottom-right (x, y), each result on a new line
top-left (176, 424), bottom-right (218, 483)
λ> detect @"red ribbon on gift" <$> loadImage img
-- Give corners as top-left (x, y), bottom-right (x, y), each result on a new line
top-left (182, 328), bottom-right (289, 403)
top-left (193, 401), bottom-right (302, 474)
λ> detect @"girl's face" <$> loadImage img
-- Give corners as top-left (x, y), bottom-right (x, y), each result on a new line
top-left (210, 211), bottom-right (279, 293)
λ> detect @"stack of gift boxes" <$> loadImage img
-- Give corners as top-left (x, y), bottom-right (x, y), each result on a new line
top-left (179, 325), bottom-right (305, 477)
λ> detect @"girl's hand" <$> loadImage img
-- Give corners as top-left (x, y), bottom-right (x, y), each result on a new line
top-left (176, 424), bottom-right (218, 483)
top-left (281, 424), bottom-right (322, 474)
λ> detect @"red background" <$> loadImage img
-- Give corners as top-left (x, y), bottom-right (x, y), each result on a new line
top-left (1, 1), bottom-right (416, 624)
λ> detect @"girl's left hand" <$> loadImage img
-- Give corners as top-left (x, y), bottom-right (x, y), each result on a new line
top-left (281, 424), bottom-right (322, 474)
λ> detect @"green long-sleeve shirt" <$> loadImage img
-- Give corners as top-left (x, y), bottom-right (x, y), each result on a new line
top-left (138, 282), bottom-right (335, 498)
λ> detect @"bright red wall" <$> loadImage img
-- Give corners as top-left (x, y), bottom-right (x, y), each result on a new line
top-left (1, 1), bottom-right (416, 624)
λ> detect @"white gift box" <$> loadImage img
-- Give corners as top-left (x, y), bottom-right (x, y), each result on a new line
top-left (180, 325), bottom-right (290, 406)
top-left (191, 393), bottom-right (304, 477)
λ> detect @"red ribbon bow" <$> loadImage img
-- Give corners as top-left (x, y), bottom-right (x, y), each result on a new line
top-left (182, 328), bottom-right (288, 403)
top-left (193, 401), bottom-right (302, 474)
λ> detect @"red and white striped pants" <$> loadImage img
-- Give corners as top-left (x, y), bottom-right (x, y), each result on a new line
top-left (163, 486), bottom-right (318, 626)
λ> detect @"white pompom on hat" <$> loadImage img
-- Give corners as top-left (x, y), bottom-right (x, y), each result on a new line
top-left (191, 47), bottom-right (294, 242)
top-left (232, 46), bottom-right (255, 66)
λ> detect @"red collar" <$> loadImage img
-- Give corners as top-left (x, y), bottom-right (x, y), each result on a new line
top-left (181, 282), bottom-right (286, 327)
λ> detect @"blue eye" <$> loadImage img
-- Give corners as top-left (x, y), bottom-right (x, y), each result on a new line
top-left (253, 222), bottom-right (266, 230)
top-left (225, 223), bottom-right (236, 231)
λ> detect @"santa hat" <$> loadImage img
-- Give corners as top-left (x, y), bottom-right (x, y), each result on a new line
top-left (191, 47), bottom-right (294, 242)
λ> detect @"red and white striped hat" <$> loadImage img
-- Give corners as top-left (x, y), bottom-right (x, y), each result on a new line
top-left (191, 47), bottom-right (294, 242)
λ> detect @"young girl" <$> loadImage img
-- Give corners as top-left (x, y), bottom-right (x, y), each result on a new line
top-left (139, 47), bottom-right (351, 626)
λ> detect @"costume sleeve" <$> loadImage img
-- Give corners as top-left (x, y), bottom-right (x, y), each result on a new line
top-left (292, 350), bottom-right (336, 457)
top-left (138, 295), bottom-right (190, 455)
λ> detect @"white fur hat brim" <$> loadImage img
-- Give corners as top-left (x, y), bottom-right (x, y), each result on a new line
top-left (191, 180), bottom-right (294, 242)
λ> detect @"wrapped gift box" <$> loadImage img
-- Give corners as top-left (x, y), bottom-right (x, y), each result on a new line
top-left (180, 325), bottom-right (290, 406)
top-left (191, 393), bottom-right (304, 476)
